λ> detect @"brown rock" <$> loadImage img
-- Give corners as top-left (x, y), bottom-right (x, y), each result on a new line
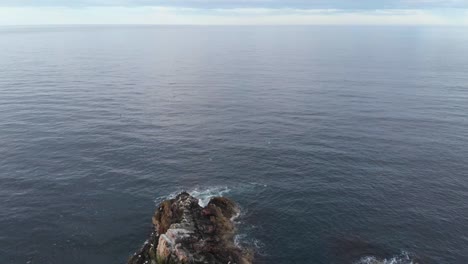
top-left (128, 192), bottom-right (252, 264)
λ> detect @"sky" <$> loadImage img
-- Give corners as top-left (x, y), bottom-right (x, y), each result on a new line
top-left (0, 0), bottom-right (467, 25)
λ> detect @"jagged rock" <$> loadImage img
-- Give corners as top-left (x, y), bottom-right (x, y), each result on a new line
top-left (128, 192), bottom-right (252, 264)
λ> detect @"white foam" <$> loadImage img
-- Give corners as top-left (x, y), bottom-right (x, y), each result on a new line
top-left (154, 186), bottom-right (230, 207)
top-left (234, 234), bottom-right (247, 248)
top-left (355, 251), bottom-right (414, 264)
top-left (189, 186), bottom-right (231, 207)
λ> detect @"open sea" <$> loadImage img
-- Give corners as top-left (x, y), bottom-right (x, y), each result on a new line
top-left (0, 26), bottom-right (468, 264)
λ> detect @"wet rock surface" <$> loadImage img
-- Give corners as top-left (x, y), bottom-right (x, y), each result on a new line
top-left (128, 192), bottom-right (252, 264)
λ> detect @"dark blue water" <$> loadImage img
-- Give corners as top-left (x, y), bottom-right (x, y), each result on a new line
top-left (1, 26), bottom-right (468, 264)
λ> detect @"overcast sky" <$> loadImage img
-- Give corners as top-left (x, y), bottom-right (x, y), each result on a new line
top-left (0, 0), bottom-right (467, 25)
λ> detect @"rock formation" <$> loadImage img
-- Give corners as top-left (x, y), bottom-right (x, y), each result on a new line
top-left (128, 192), bottom-right (252, 264)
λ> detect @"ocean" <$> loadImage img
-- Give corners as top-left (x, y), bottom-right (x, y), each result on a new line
top-left (0, 26), bottom-right (467, 263)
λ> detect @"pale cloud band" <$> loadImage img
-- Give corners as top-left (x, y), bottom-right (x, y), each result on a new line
top-left (1, 0), bottom-right (468, 9)
top-left (0, 6), bottom-right (467, 25)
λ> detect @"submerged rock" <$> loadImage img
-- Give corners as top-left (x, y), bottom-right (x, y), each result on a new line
top-left (128, 192), bottom-right (252, 264)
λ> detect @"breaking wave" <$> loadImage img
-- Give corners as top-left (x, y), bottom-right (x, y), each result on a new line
top-left (355, 251), bottom-right (417, 264)
top-left (154, 186), bottom-right (231, 207)
top-left (189, 186), bottom-right (231, 207)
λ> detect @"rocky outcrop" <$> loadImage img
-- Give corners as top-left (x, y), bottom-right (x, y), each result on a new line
top-left (128, 192), bottom-right (252, 264)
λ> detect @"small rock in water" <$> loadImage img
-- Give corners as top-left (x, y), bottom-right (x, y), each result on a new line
top-left (128, 192), bottom-right (252, 264)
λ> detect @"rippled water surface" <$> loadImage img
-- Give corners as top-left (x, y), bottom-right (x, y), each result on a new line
top-left (1, 26), bottom-right (468, 263)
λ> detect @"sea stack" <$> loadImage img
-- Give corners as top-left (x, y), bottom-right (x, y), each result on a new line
top-left (128, 192), bottom-right (252, 264)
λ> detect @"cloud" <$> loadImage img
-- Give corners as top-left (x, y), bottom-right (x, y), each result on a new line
top-left (0, 0), bottom-right (468, 9)
top-left (0, 0), bottom-right (467, 25)
top-left (0, 6), bottom-right (466, 26)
